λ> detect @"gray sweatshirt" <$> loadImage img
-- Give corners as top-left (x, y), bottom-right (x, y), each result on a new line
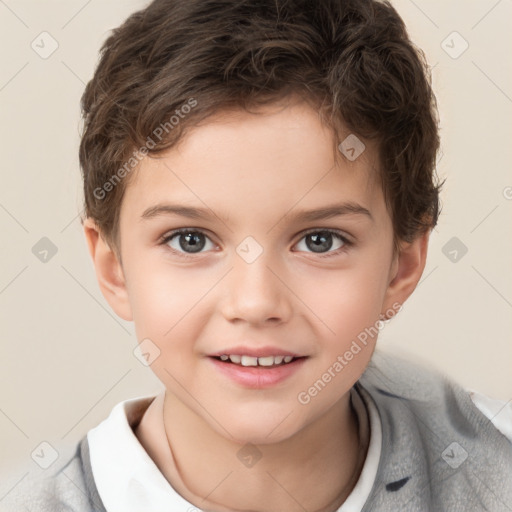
top-left (2, 350), bottom-right (511, 511)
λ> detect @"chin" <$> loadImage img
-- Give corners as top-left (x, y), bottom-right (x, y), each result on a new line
top-left (217, 412), bottom-right (302, 446)
top-left (231, 429), bottom-right (294, 447)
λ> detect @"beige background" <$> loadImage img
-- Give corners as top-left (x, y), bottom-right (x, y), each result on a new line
top-left (1, 0), bottom-right (511, 497)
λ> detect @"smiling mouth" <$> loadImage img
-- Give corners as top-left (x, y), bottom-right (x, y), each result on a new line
top-left (210, 354), bottom-right (307, 369)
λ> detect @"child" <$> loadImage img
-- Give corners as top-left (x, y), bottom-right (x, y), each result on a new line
top-left (4, 0), bottom-right (511, 510)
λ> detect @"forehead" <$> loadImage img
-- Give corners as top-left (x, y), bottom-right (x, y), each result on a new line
top-left (120, 99), bottom-right (384, 227)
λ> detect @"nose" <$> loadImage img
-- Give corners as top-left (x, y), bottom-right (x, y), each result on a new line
top-left (220, 248), bottom-right (293, 326)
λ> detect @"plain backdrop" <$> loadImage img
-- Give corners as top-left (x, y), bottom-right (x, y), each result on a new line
top-left (1, 0), bottom-right (511, 495)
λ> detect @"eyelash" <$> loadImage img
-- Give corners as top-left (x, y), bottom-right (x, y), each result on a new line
top-left (159, 228), bottom-right (353, 260)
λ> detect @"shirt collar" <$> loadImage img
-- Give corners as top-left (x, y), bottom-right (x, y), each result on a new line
top-left (87, 393), bottom-right (195, 511)
top-left (87, 387), bottom-right (381, 512)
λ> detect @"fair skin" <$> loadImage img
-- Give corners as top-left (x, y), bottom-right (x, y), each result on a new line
top-left (84, 97), bottom-right (429, 512)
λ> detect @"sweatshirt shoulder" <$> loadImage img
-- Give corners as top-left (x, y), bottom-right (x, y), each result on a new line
top-left (358, 350), bottom-right (512, 510)
top-left (1, 438), bottom-right (105, 512)
top-left (359, 349), bottom-right (512, 458)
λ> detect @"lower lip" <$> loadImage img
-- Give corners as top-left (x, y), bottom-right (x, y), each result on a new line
top-left (208, 357), bottom-right (307, 389)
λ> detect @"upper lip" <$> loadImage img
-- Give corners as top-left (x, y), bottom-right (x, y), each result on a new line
top-left (208, 346), bottom-right (306, 358)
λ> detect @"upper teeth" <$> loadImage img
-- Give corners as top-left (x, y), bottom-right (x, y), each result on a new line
top-left (219, 354), bottom-right (294, 366)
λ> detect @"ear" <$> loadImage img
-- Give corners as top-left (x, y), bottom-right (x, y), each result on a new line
top-left (83, 218), bottom-right (133, 322)
top-left (381, 230), bottom-right (430, 317)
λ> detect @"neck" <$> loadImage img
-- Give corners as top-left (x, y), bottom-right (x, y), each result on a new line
top-left (160, 389), bottom-right (367, 512)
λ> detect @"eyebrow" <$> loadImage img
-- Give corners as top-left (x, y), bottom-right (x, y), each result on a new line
top-left (140, 202), bottom-right (373, 223)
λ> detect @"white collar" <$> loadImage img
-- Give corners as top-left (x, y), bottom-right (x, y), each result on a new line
top-left (87, 394), bottom-right (195, 511)
top-left (338, 385), bottom-right (382, 511)
top-left (87, 388), bottom-right (382, 512)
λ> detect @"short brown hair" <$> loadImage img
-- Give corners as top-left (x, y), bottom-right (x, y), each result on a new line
top-left (79, 0), bottom-right (442, 255)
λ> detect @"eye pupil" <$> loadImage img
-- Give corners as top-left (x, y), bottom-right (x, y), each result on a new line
top-left (306, 232), bottom-right (333, 253)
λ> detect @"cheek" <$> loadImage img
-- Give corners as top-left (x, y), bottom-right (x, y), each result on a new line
top-left (300, 262), bottom-right (389, 340)
top-left (126, 260), bottom-right (208, 340)
top-left (298, 271), bottom-right (386, 398)
top-left (128, 273), bottom-right (207, 381)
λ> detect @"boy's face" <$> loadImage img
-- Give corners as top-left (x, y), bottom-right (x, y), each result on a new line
top-left (85, 97), bottom-right (427, 444)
